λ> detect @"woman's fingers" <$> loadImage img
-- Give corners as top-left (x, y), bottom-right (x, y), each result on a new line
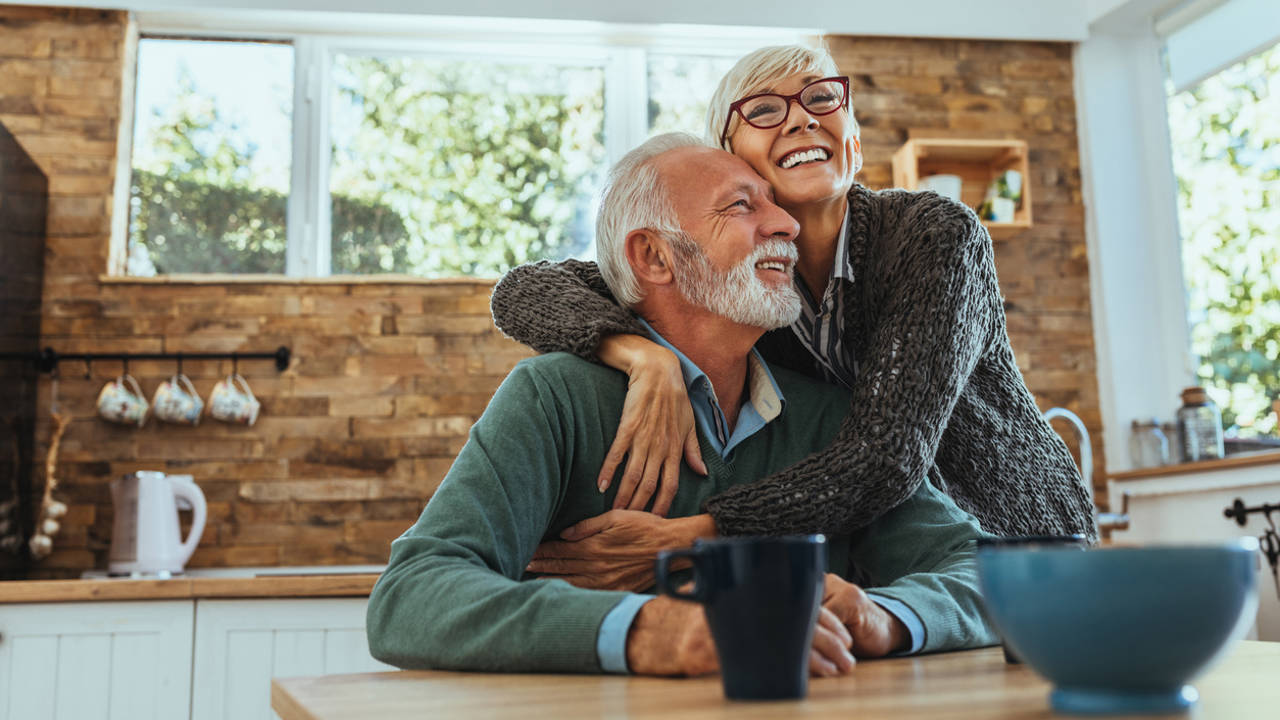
top-left (622, 449), bottom-right (663, 512)
top-left (596, 426), bottom-right (632, 494)
top-left (650, 448), bottom-right (682, 517)
top-left (683, 427), bottom-right (708, 476)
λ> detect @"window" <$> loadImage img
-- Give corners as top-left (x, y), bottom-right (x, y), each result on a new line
top-left (129, 38), bottom-right (293, 275)
top-left (1165, 40), bottom-right (1280, 437)
top-left (124, 22), bottom-right (781, 279)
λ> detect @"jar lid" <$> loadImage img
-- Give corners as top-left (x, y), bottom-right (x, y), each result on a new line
top-left (1181, 386), bottom-right (1209, 404)
top-left (1131, 418), bottom-right (1161, 429)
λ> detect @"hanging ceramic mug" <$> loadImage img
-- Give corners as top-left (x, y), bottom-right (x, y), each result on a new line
top-left (97, 374), bottom-right (148, 427)
top-left (152, 373), bottom-right (204, 425)
top-left (208, 373), bottom-right (260, 426)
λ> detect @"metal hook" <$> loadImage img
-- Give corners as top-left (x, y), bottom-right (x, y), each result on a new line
top-left (83, 358), bottom-right (91, 380)
top-left (122, 357), bottom-right (129, 376)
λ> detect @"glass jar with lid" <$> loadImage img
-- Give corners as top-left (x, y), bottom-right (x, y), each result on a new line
top-left (1129, 419), bottom-right (1169, 468)
top-left (1176, 386), bottom-right (1225, 462)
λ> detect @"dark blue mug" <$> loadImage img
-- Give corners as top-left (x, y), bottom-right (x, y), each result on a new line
top-left (655, 534), bottom-right (826, 700)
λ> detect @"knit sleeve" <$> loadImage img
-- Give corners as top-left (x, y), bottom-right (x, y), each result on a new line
top-left (704, 202), bottom-right (1000, 537)
top-left (490, 259), bottom-right (648, 359)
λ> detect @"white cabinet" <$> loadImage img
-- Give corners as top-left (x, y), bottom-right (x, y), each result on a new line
top-left (1108, 459), bottom-right (1280, 640)
top-left (191, 598), bottom-right (392, 720)
top-left (0, 600), bottom-right (194, 720)
top-left (0, 595), bottom-right (388, 720)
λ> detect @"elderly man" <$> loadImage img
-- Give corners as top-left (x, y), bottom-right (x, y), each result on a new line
top-left (366, 133), bottom-right (996, 676)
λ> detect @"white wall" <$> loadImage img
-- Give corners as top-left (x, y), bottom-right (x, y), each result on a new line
top-left (1074, 24), bottom-right (1193, 473)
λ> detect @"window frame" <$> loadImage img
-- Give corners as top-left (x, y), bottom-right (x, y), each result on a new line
top-left (117, 12), bottom-right (795, 279)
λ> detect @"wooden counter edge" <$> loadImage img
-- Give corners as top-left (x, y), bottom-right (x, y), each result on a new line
top-left (273, 679), bottom-right (323, 720)
top-left (0, 573), bottom-right (380, 604)
top-left (1107, 449), bottom-right (1280, 482)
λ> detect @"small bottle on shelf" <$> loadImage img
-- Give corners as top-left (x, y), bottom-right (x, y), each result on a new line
top-left (1175, 386), bottom-right (1225, 462)
top-left (1129, 419), bottom-right (1169, 468)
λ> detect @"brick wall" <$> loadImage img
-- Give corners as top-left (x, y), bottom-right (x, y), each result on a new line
top-left (1, 7), bottom-right (1101, 579)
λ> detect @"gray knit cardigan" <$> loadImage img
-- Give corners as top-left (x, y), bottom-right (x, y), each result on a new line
top-left (490, 184), bottom-right (1098, 542)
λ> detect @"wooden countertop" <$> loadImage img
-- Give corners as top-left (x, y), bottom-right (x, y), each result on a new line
top-left (272, 641), bottom-right (1280, 720)
top-left (0, 572), bottom-right (380, 604)
top-left (1107, 449), bottom-right (1280, 482)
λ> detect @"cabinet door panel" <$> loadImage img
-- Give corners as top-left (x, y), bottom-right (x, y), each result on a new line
top-left (0, 601), bottom-right (193, 720)
top-left (54, 634), bottom-right (111, 720)
top-left (192, 598), bottom-right (393, 720)
top-left (225, 631), bottom-right (275, 720)
top-left (5, 636), bottom-right (57, 720)
top-left (272, 630), bottom-right (326, 679)
top-left (109, 633), bottom-right (164, 720)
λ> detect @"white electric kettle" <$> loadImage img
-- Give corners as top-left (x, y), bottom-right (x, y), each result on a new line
top-left (109, 471), bottom-right (207, 577)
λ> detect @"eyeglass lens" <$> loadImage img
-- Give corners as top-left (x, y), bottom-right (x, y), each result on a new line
top-left (740, 79), bottom-right (845, 129)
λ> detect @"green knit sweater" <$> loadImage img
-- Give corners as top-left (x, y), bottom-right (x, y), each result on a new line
top-left (366, 352), bottom-right (996, 673)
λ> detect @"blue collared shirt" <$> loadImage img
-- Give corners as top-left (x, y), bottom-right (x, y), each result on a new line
top-left (595, 322), bottom-right (923, 672)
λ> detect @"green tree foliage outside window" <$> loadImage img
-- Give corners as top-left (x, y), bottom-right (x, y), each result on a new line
top-left (328, 55), bottom-right (605, 277)
top-left (129, 78), bottom-right (289, 274)
top-left (1167, 42), bottom-right (1280, 434)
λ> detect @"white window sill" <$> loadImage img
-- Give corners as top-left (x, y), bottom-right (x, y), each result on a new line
top-left (98, 274), bottom-right (498, 286)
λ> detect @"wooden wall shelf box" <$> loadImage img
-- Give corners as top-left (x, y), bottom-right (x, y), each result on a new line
top-left (891, 138), bottom-right (1032, 239)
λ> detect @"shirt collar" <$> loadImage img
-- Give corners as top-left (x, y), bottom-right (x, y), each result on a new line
top-left (635, 317), bottom-right (786, 454)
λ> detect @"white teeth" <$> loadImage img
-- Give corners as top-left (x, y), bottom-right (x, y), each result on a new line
top-left (779, 148), bottom-right (830, 169)
top-left (756, 261), bottom-right (787, 272)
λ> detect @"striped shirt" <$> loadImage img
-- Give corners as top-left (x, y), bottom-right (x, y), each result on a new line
top-left (791, 208), bottom-right (857, 389)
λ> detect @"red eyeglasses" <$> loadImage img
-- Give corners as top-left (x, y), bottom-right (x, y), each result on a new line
top-left (720, 76), bottom-right (850, 147)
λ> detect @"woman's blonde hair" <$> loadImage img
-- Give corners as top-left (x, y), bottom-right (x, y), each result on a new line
top-left (705, 43), bottom-right (858, 152)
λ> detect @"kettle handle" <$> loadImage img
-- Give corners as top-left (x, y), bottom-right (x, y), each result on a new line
top-left (168, 476), bottom-right (207, 566)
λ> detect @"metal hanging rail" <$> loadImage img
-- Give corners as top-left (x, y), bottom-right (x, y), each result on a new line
top-left (0, 346), bottom-right (292, 374)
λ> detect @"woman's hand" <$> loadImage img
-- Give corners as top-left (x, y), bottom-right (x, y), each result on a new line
top-left (597, 335), bottom-right (707, 516)
top-left (821, 574), bottom-right (910, 657)
top-left (527, 511), bottom-right (716, 591)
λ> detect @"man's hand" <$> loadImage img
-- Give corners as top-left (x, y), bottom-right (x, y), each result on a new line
top-left (626, 596), bottom-right (718, 676)
top-left (821, 574), bottom-right (910, 657)
top-left (626, 597), bottom-right (857, 677)
top-left (527, 510), bottom-right (716, 591)
top-left (811, 606), bottom-right (857, 676)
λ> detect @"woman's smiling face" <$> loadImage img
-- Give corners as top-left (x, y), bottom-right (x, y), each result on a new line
top-left (725, 72), bottom-right (861, 211)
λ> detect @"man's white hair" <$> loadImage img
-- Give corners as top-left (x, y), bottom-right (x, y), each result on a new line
top-left (596, 131), bottom-right (710, 307)
top-left (705, 42), bottom-right (858, 152)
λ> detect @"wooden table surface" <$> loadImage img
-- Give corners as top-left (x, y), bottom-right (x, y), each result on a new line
top-left (272, 640), bottom-right (1280, 719)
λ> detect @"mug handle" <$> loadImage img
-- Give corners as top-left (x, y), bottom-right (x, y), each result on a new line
top-left (176, 373), bottom-right (199, 399)
top-left (655, 548), bottom-right (710, 603)
top-left (231, 373), bottom-right (257, 402)
top-left (121, 373), bottom-right (144, 399)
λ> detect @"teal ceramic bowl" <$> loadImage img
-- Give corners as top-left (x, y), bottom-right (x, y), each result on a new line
top-left (977, 538), bottom-right (1258, 715)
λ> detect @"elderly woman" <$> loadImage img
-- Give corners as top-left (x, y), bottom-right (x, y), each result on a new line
top-left (490, 43), bottom-right (1096, 588)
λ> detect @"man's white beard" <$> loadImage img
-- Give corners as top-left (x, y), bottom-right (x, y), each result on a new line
top-left (670, 236), bottom-right (802, 331)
